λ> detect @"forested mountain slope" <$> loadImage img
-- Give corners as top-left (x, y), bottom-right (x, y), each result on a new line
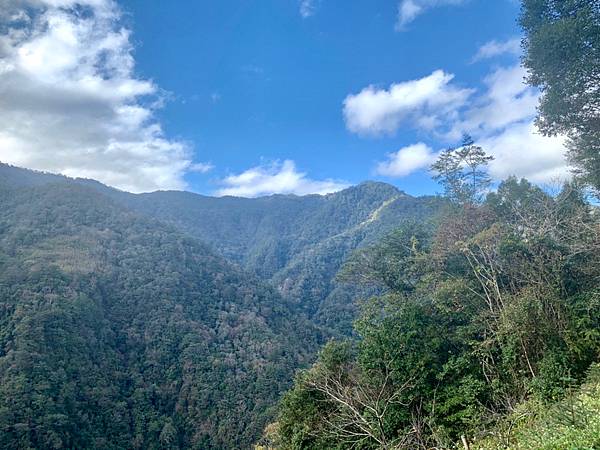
top-left (0, 163), bottom-right (444, 334)
top-left (268, 177), bottom-right (600, 449)
top-left (121, 183), bottom-right (444, 333)
top-left (0, 163), bottom-right (445, 448)
top-left (0, 175), bottom-right (320, 449)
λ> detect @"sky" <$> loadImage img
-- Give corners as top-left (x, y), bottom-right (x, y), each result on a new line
top-left (0, 0), bottom-right (569, 196)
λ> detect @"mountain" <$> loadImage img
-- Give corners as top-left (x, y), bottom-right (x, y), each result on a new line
top-left (0, 163), bottom-right (444, 448)
top-left (0, 172), bottom-right (320, 449)
top-left (0, 163), bottom-right (444, 334)
top-left (115, 182), bottom-right (445, 334)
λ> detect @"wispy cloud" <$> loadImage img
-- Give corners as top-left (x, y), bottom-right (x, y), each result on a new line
top-left (472, 37), bottom-right (521, 62)
top-left (376, 143), bottom-right (437, 177)
top-left (299, 0), bottom-right (317, 18)
top-left (0, 0), bottom-right (206, 193)
top-left (396, 0), bottom-right (466, 30)
top-left (189, 162), bottom-right (215, 174)
top-left (445, 65), bottom-right (538, 140)
top-left (216, 160), bottom-right (349, 197)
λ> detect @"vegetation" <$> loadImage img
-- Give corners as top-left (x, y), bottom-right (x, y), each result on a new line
top-left (1, 3), bottom-right (598, 446)
top-left (473, 364), bottom-right (600, 449)
top-left (520, 0), bottom-right (600, 192)
top-left (268, 166), bottom-right (600, 448)
top-left (431, 134), bottom-right (494, 205)
top-left (0, 180), bottom-right (320, 449)
top-left (265, 3), bottom-right (600, 448)
top-left (0, 164), bottom-right (444, 337)
top-left (120, 182), bottom-right (444, 335)
top-left (0, 164), bottom-right (443, 448)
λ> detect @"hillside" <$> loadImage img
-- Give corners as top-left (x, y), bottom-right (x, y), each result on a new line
top-left (474, 364), bottom-right (600, 449)
top-left (0, 163), bottom-right (444, 334)
top-left (268, 176), bottom-right (600, 449)
top-left (120, 183), bottom-right (444, 333)
top-left (0, 163), bottom-right (446, 448)
top-left (0, 175), bottom-right (320, 449)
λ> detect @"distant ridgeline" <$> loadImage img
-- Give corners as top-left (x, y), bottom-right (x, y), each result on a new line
top-left (0, 163), bottom-right (443, 449)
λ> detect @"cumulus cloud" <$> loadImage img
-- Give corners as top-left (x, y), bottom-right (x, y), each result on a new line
top-left (216, 160), bottom-right (349, 197)
top-left (0, 0), bottom-right (204, 193)
top-left (376, 143), bottom-right (437, 177)
top-left (447, 65), bottom-right (539, 140)
top-left (472, 37), bottom-right (521, 62)
top-left (343, 70), bottom-right (473, 136)
top-left (358, 63), bottom-right (570, 182)
top-left (482, 122), bottom-right (569, 183)
top-left (396, 0), bottom-right (466, 30)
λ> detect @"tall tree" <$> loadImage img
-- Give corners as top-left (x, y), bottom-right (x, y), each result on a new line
top-left (431, 135), bottom-right (494, 205)
top-left (520, 0), bottom-right (600, 191)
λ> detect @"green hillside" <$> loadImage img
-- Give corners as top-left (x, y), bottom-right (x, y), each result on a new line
top-left (121, 183), bottom-right (443, 334)
top-left (474, 364), bottom-right (600, 449)
top-left (0, 163), bottom-right (444, 335)
top-left (0, 177), bottom-right (320, 449)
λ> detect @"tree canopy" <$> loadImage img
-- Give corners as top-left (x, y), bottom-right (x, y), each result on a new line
top-left (270, 169), bottom-right (600, 448)
top-left (520, 0), bottom-right (600, 191)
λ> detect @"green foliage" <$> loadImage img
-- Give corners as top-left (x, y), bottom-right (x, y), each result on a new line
top-left (431, 135), bottom-right (494, 205)
top-left (520, 0), bottom-right (600, 191)
top-left (338, 221), bottom-right (431, 294)
top-left (474, 364), bottom-right (600, 449)
top-left (118, 180), bottom-right (445, 335)
top-left (0, 164), bottom-right (445, 337)
top-left (273, 177), bottom-right (600, 448)
top-left (0, 181), bottom-right (319, 449)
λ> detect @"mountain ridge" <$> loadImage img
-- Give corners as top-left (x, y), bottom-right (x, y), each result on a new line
top-left (0, 162), bottom-right (446, 447)
top-left (0, 162), bottom-right (405, 200)
top-left (0, 175), bottom-right (323, 449)
top-left (0, 162), bottom-right (445, 333)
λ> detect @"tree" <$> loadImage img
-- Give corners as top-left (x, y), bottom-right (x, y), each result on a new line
top-left (520, 0), bottom-right (600, 191)
top-left (302, 343), bottom-right (412, 450)
top-left (431, 135), bottom-right (494, 205)
top-left (272, 171), bottom-right (600, 449)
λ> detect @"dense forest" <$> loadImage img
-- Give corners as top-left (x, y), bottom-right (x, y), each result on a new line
top-left (119, 183), bottom-right (444, 335)
top-left (259, 1), bottom-right (600, 448)
top-left (0, 164), bottom-right (443, 336)
top-left (0, 165), bottom-right (441, 448)
top-left (0, 0), bottom-right (597, 449)
top-left (0, 179), bottom-right (325, 449)
top-left (266, 174), bottom-right (600, 448)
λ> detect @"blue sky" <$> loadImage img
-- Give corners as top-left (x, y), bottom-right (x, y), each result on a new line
top-left (0, 0), bottom-right (569, 196)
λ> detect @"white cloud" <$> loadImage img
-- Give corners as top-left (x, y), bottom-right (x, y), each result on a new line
top-left (396, 0), bottom-right (466, 30)
top-left (216, 160), bottom-right (349, 197)
top-left (189, 162), bottom-right (215, 174)
top-left (472, 37), bottom-right (521, 62)
top-left (447, 65), bottom-right (539, 140)
top-left (376, 143), bottom-right (437, 177)
top-left (299, 0), bottom-right (316, 18)
top-left (343, 70), bottom-right (473, 136)
top-left (351, 62), bottom-right (570, 182)
top-left (0, 0), bottom-right (205, 193)
top-left (482, 122), bottom-right (569, 183)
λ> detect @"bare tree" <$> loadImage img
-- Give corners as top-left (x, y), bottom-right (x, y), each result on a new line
top-left (305, 361), bottom-right (413, 449)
